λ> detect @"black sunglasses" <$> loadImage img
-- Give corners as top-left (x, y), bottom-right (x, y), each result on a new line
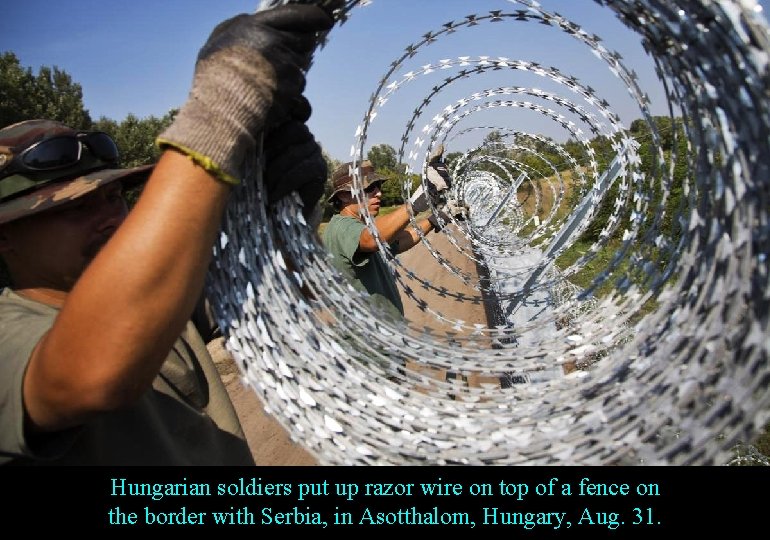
top-left (1, 131), bottom-right (119, 178)
top-left (364, 181), bottom-right (383, 194)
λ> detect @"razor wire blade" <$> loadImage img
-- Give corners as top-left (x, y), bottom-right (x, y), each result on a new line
top-left (207, 0), bottom-right (770, 465)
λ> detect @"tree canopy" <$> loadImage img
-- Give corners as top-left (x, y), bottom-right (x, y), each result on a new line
top-left (1, 54), bottom-right (181, 208)
top-left (92, 112), bottom-right (176, 169)
top-left (1, 52), bottom-right (92, 129)
top-left (367, 143), bottom-right (397, 171)
top-left (1, 52), bottom-right (177, 171)
top-left (366, 143), bottom-right (415, 207)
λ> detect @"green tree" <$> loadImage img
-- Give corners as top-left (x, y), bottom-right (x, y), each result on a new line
top-left (90, 111), bottom-right (176, 206)
top-left (563, 138), bottom-right (583, 162)
top-left (92, 111), bottom-right (176, 168)
top-left (444, 151), bottom-right (463, 171)
top-left (483, 130), bottom-right (503, 146)
top-left (365, 143), bottom-right (409, 208)
top-left (0, 52), bottom-right (91, 129)
top-left (378, 169), bottom-right (408, 207)
top-left (367, 144), bottom-right (397, 171)
top-left (319, 150), bottom-right (342, 221)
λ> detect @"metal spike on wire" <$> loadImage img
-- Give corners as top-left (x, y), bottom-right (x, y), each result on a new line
top-left (206, 0), bottom-right (770, 465)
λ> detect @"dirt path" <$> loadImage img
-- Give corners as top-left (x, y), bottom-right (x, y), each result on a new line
top-left (209, 338), bottom-right (318, 465)
top-left (211, 223), bottom-right (491, 465)
top-left (397, 223), bottom-right (491, 332)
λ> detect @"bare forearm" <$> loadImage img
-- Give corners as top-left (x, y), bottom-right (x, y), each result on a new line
top-left (25, 151), bottom-right (231, 429)
top-left (373, 205), bottom-right (411, 243)
top-left (360, 204), bottom-right (413, 251)
top-left (393, 218), bottom-right (434, 253)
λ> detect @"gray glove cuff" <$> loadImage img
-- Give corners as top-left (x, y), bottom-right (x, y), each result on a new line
top-left (157, 49), bottom-right (275, 185)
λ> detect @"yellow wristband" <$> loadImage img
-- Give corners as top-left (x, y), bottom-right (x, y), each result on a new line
top-left (156, 138), bottom-right (240, 186)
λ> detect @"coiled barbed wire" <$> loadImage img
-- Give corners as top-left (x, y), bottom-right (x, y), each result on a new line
top-left (206, 0), bottom-right (770, 465)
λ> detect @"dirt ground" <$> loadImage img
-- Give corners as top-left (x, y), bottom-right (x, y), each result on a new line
top-left (210, 223), bottom-right (491, 465)
top-left (209, 338), bottom-right (318, 465)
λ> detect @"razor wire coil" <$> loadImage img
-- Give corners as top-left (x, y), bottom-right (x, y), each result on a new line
top-left (208, 0), bottom-right (770, 465)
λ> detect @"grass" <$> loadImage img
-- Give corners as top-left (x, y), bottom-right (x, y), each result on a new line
top-left (511, 166), bottom-right (663, 321)
top-left (536, 169), bottom-right (768, 460)
top-left (378, 205), bottom-right (400, 217)
top-left (754, 424), bottom-right (770, 457)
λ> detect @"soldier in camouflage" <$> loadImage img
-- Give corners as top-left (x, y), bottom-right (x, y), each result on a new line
top-left (0, 4), bottom-right (334, 465)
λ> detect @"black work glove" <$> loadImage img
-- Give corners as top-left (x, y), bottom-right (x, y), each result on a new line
top-left (426, 144), bottom-right (452, 207)
top-left (428, 144), bottom-right (452, 183)
top-left (428, 210), bottom-right (451, 232)
top-left (157, 5), bottom-right (335, 185)
top-left (410, 146), bottom-right (452, 213)
top-left (428, 200), bottom-right (469, 232)
top-left (263, 118), bottom-right (327, 216)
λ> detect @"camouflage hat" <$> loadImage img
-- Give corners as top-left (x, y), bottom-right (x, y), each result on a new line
top-left (328, 160), bottom-right (385, 202)
top-left (0, 119), bottom-right (153, 225)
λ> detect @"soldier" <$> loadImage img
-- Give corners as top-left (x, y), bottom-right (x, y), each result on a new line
top-left (0, 4), bottom-right (334, 465)
top-left (322, 148), bottom-right (462, 317)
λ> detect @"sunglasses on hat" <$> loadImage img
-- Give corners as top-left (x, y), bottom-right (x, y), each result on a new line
top-left (1, 131), bottom-right (119, 180)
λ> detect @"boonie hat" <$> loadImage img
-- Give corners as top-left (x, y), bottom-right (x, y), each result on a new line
top-left (328, 160), bottom-right (385, 202)
top-left (0, 119), bottom-right (153, 225)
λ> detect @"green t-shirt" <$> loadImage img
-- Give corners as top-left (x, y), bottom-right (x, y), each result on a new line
top-left (0, 288), bottom-right (254, 465)
top-left (323, 214), bottom-right (404, 317)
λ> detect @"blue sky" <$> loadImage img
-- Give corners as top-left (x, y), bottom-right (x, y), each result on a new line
top-left (3, 0), bottom-right (768, 163)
